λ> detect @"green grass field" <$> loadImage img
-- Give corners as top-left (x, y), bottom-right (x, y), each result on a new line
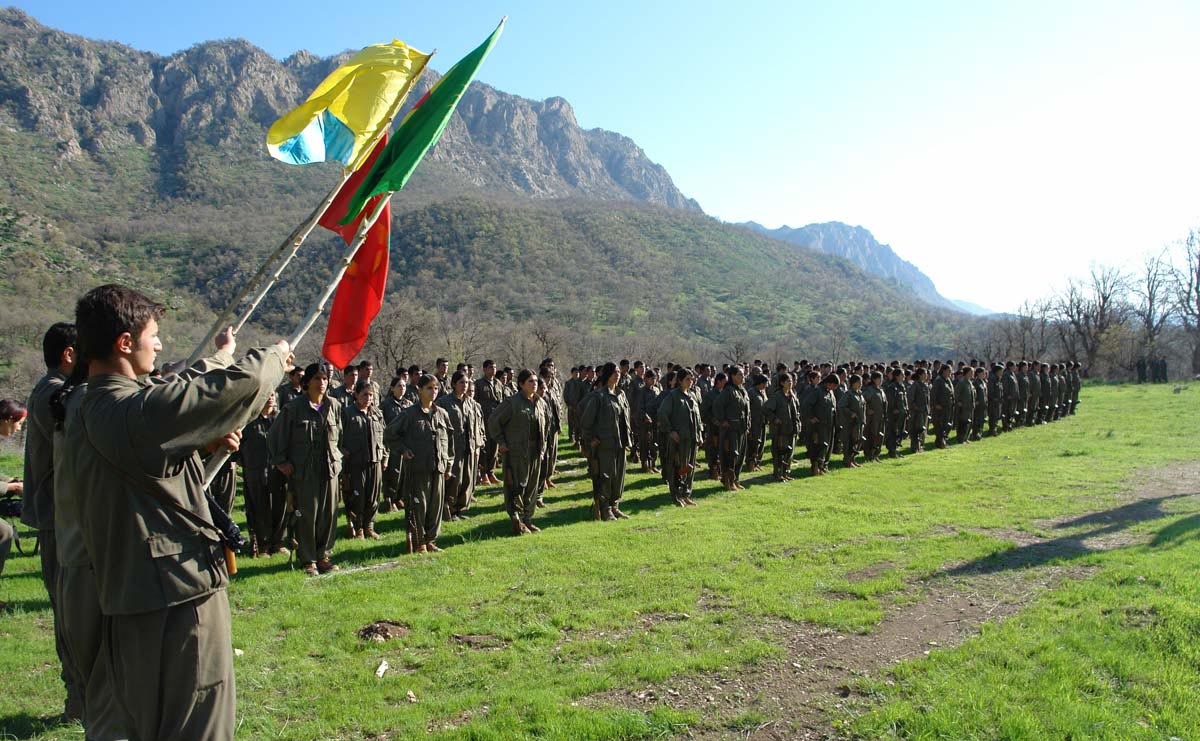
top-left (1, 384), bottom-right (1198, 740)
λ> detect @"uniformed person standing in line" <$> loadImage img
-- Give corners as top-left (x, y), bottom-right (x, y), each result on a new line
top-left (862, 370), bottom-right (886, 462)
top-left (475, 360), bottom-right (505, 485)
top-left (657, 367), bottom-right (701, 505)
top-left (69, 284), bottom-right (288, 740)
top-left (1026, 361), bottom-right (1041, 427)
top-left (386, 374), bottom-right (454, 552)
top-left (23, 321), bottom-right (81, 720)
top-left (1001, 362), bottom-right (1020, 431)
top-left (953, 367), bottom-right (975, 444)
top-left (438, 371), bottom-right (484, 520)
top-left (488, 369), bottom-right (551, 532)
top-left (562, 366), bottom-right (584, 447)
top-left (51, 363), bottom-right (130, 741)
top-left (537, 361), bottom-right (564, 489)
top-left (762, 371), bottom-right (802, 480)
top-left (986, 364), bottom-right (1003, 435)
top-left (580, 362), bottom-right (633, 519)
top-left (276, 365), bottom-right (304, 408)
top-left (930, 364), bottom-right (954, 449)
top-left (1015, 360), bottom-right (1030, 427)
top-left (970, 366), bottom-right (988, 442)
top-left (802, 373), bottom-right (838, 475)
top-left (328, 364), bottom-right (358, 406)
top-left (837, 373), bottom-right (866, 467)
top-left (883, 367), bottom-right (908, 458)
top-left (236, 394), bottom-right (288, 556)
top-left (637, 368), bottom-right (663, 473)
top-left (621, 360), bottom-right (642, 466)
top-left (379, 375), bottom-right (411, 512)
top-left (746, 374), bottom-right (769, 472)
top-left (713, 366), bottom-right (752, 490)
top-left (340, 381), bottom-right (388, 540)
top-left (269, 363), bottom-right (343, 576)
top-left (358, 360), bottom-right (381, 405)
top-left (699, 372), bottom-right (726, 481)
top-left (1032, 363), bottom-right (1046, 423)
top-left (433, 358), bottom-right (450, 391)
top-left (1069, 361), bottom-right (1082, 414)
top-left (907, 367), bottom-right (931, 453)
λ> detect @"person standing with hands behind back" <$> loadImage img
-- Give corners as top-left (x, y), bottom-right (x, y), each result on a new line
top-left (68, 283), bottom-right (289, 741)
top-left (385, 374), bottom-right (454, 553)
top-left (488, 369), bottom-right (550, 533)
top-left (269, 363), bottom-right (344, 576)
top-left (579, 362), bottom-right (632, 519)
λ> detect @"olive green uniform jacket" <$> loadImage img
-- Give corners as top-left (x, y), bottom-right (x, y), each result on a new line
top-left (579, 387), bottom-right (631, 509)
top-left (70, 345), bottom-right (285, 741)
top-left (487, 393), bottom-right (549, 521)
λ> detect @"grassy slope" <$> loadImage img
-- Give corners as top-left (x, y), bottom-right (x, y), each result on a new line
top-left (0, 384), bottom-right (1197, 740)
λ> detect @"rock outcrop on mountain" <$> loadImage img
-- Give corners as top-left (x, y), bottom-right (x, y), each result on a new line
top-left (0, 7), bottom-right (698, 211)
top-left (742, 221), bottom-right (959, 310)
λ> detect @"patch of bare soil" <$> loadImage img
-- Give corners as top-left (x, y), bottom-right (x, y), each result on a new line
top-left (357, 620), bottom-right (409, 642)
top-left (584, 461), bottom-right (1200, 740)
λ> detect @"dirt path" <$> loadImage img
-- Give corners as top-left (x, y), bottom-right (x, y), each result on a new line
top-left (586, 461), bottom-right (1200, 740)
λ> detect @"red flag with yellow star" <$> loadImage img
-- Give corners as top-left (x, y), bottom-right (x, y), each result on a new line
top-left (318, 134), bottom-right (390, 368)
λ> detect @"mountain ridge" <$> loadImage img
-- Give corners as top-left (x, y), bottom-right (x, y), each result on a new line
top-left (0, 8), bottom-right (973, 396)
top-left (741, 220), bottom-right (958, 310)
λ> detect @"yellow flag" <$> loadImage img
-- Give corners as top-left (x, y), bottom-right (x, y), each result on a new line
top-left (267, 41), bottom-right (430, 171)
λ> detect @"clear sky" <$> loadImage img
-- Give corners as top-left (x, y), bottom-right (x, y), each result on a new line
top-left (11, 0), bottom-right (1200, 312)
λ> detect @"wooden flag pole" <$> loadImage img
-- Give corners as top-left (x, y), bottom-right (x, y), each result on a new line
top-left (186, 172), bottom-right (352, 367)
top-left (187, 51), bottom-right (435, 366)
top-left (203, 191), bottom-right (394, 488)
top-left (288, 193), bottom-right (391, 350)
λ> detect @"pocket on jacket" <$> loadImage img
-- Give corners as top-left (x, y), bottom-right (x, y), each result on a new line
top-left (147, 532), bottom-right (224, 606)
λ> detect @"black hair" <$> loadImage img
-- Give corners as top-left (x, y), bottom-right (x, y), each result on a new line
top-left (301, 362), bottom-right (328, 388)
top-left (75, 284), bottom-right (166, 363)
top-left (42, 322), bottom-right (77, 369)
top-left (596, 362), bottom-right (619, 387)
top-left (0, 398), bottom-right (28, 423)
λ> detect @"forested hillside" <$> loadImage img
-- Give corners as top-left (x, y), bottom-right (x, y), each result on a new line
top-left (0, 8), bottom-right (969, 396)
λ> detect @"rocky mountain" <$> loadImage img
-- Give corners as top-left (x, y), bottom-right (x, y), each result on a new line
top-left (0, 7), bottom-right (699, 213)
top-left (741, 221), bottom-right (958, 310)
top-left (948, 298), bottom-right (994, 317)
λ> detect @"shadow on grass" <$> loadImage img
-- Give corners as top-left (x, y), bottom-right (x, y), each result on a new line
top-left (2, 597), bottom-right (53, 613)
top-left (940, 492), bottom-right (1199, 577)
top-left (0, 712), bottom-right (65, 739)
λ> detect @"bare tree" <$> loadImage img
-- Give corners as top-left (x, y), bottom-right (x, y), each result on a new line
top-left (822, 316), bottom-right (851, 365)
top-left (501, 323), bottom-right (540, 370)
top-left (1132, 253), bottom-right (1171, 359)
top-left (722, 336), bottom-right (751, 367)
top-left (1169, 229), bottom-right (1200, 375)
top-left (364, 299), bottom-right (430, 373)
top-left (530, 318), bottom-right (566, 362)
top-left (998, 300), bottom-right (1054, 360)
top-left (437, 307), bottom-right (487, 366)
top-left (1054, 265), bottom-right (1131, 375)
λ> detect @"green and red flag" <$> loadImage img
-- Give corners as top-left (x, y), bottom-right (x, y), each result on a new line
top-left (339, 18), bottom-right (505, 224)
top-left (319, 134), bottom-right (391, 368)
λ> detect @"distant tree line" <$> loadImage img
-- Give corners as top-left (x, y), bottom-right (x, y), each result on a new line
top-left (947, 229), bottom-right (1200, 381)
